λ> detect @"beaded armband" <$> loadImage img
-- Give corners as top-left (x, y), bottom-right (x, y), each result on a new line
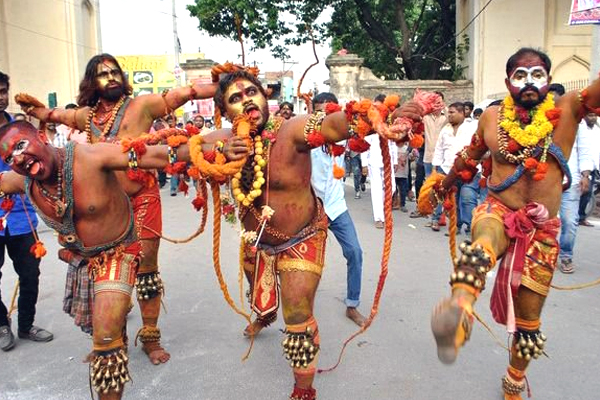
top-left (454, 147), bottom-right (480, 183)
top-left (303, 111), bottom-right (327, 148)
top-left (127, 148), bottom-right (139, 170)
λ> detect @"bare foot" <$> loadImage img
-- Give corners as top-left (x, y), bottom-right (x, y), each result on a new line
top-left (346, 307), bottom-right (366, 327)
top-left (243, 319), bottom-right (266, 337)
top-left (431, 297), bottom-right (472, 365)
top-left (143, 343), bottom-right (171, 365)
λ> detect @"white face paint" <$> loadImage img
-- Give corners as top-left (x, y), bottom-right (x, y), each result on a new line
top-left (509, 66), bottom-right (548, 90)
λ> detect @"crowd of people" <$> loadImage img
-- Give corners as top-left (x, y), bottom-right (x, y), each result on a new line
top-left (0, 46), bottom-right (598, 400)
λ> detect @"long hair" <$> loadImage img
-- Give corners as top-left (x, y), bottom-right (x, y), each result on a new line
top-left (214, 70), bottom-right (268, 116)
top-left (77, 53), bottom-right (133, 107)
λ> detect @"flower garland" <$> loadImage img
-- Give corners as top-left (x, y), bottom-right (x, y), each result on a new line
top-left (497, 94), bottom-right (560, 181)
top-left (230, 117), bottom-right (278, 207)
top-left (499, 94), bottom-right (555, 148)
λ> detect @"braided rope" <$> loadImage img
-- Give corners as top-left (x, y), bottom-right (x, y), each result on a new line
top-left (210, 181), bottom-right (251, 321)
top-left (319, 136), bottom-right (393, 373)
top-left (142, 179), bottom-right (209, 244)
top-left (447, 193), bottom-right (458, 270)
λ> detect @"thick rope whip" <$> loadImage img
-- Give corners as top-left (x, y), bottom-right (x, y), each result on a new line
top-left (319, 135), bottom-right (394, 373)
top-left (447, 193), bottom-right (458, 270)
top-left (210, 181), bottom-right (251, 322)
top-left (8, 279), bottom-right (19, 317)
top-left (142, 179), bottom-right (209, 243)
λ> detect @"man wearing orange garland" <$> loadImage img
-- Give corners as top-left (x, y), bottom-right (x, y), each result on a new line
top-left (15, 53), bottom-right (217, 365)
top-left (421, 48), bottom-right (600, 399)
top-left (197, 69), bottom-right (405, 400)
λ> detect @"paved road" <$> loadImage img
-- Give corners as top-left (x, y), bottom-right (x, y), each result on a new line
top-left (1, 183), bottom-right (600, 400)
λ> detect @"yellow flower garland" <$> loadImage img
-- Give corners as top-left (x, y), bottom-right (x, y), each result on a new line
top-left (499, 94), bottom-right (555, 147)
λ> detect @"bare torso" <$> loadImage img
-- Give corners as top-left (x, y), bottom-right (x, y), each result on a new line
top-left (482, 96), bottom-right (579, 217)
top-left (29, 145), bottom-right (132, 251)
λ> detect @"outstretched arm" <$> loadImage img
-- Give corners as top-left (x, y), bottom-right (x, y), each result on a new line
top-left (91, 142), bottom-right (190, 171)
top-left (141, 81), bottom-right (218, 121)
top-left (14, 93), bottom-right (89, 131)
top-left (0, 171), bottom-right (26, 195)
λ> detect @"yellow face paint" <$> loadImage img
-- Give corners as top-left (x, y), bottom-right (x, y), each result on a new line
top-left (223, 79), bottom-right (268, 126)
top-left (96, 60), bottom-right (123, 90)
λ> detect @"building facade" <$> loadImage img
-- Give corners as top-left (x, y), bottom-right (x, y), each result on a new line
top-left (0, 0), bottom-right (102, 111)
top-left (457, 0), bottom-right (594, 102)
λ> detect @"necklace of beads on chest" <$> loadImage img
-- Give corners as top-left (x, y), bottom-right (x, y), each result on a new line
top-left (85, 96), bottom-right (127, 143)
top-left (36, 148), bottom-right (67, 218)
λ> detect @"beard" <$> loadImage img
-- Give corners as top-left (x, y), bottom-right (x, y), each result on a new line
top-left (100, 85), bottom-right (124, 102)
top-left (513, 84), bottom-right (546, 109)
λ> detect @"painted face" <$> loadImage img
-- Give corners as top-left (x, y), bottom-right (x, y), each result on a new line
top-left (0, 127), bottom-right (50, 179)
top-left (509, 66), bottom-right (548, 90)
top-left (224, 79), bottom-right (269, 129)
top-left (96, 60), bottom-right (124, 101)
top-left (506, 54), bottom-right (551, 108)
top-left (0, 83), bottom-right (8, 113)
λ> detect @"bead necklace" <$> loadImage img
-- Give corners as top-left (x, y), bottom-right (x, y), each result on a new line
top-left (36, 148), bottom-right (67, 218)
top-left (85, 96), bottom-right (127, 143)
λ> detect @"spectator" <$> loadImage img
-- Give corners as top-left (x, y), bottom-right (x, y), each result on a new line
top-left (192, 114), bottom-right (210, 135)
top-left (57, 103), bottom-right (86, 144)
top-left (152, 118), bottom-right (168, 188)
top-left (559, 116), bottom-right (595, 274)
top-left (548, 83), bottom-right (566, 101)
top-left (278, 102), bottom-right (294, 120)
top-left (472, 108), bottom-right (483, 120)
top-left (463, 101), bottom-right (474, 121)
top-left (0, 71), bottom-right (53, 351)
top-left (394, 143), bottom-right (411, 212)
top-left (577, 112), bottom-right (600, 227)
top-left (310, 92), bottom-right (366, 326)
top-left (430, 102), bottom-right (477, 232)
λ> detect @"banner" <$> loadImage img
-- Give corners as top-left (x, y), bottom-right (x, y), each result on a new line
top-left (569, 0), bottom-right (600, 25)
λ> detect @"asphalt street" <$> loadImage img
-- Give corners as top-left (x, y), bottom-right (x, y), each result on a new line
top-left (1, 182), bottom-right (600, 400)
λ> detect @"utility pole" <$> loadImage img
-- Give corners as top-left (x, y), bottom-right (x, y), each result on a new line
top-left (590, 25), bottom-right (600, 83)
top-left (172, 0), bottom-right (182, 87)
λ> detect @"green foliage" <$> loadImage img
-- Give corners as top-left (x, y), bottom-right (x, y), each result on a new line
top-left (187, 0), bottom-right (464, 80)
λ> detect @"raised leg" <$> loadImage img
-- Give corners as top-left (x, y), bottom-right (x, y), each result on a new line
top-left (431, 215), bottom-right (508, 364)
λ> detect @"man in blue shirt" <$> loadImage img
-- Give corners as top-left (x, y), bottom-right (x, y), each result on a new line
top-left (310, 92), bottom-right (366, 326)
top-left (0, 71), bottom-right (53, 351)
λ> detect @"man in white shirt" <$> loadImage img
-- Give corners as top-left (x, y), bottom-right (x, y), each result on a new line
top-left (310, 93), bottom-right (366, 326)
top-left (430, 102), bottom-right (477, 232)
top-left (559, 114), bottom-right (596, 273)
top-left (577, 112), bottom-right (599, 227)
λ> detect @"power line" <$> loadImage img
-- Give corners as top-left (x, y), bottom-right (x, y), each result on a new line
top-left (0, 19), bottom-right (99, 51)
top-left (412, 0), bottom-right (495, 60)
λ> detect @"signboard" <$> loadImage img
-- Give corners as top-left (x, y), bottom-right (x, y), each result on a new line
top-left (569, 0), bottom-right (600, 25)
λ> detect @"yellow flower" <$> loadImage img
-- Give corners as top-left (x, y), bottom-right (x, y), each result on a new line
top-left (500, 94), bottom-right (555, 148)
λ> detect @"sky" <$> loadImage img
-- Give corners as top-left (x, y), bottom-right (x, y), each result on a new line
top-left (99, 0), bottom-right (333, 92)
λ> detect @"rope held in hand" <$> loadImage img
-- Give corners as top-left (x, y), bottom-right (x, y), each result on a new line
top-left (319, 136), bottom-right (393, 373)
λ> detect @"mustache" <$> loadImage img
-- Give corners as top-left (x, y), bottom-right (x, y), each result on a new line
top-left (519, 84), bottom-right (539, 96)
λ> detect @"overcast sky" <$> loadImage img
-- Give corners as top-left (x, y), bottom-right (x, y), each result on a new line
top-left (99, 0), bottom-right (333, 91)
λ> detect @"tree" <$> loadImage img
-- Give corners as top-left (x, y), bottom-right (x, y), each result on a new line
top-left (187, 0), bottom-right (465, 80)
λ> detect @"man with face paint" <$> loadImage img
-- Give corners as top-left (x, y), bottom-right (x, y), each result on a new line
top-left (0, 72), bottom-right (53, 352)
top-left (0, 120), bottom-right (197, 398)
top-left (419, 47), bottom-right (600, 399)
top-left (15, 53), bottom-right (217, 366)
top-left (202, 70), bottom-right (406, 400)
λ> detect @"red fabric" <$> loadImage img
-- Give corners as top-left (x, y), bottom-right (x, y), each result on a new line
top-left (490, 202), bottom-right (560, 331)
top-left (131, 184), bottom-right (162, 240)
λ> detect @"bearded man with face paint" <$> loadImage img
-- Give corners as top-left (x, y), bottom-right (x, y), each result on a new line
top-left (0, 120), bottom-right (197, 399)
top-left (15, 53), bottom-right (217, 366)
top-left (200, 70), bottom-right (406, 400)
top-left (420, 47), bottom-right (600, 399)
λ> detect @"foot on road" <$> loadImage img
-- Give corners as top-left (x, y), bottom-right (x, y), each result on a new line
top-left (346, 307), bottom-right (366, 327)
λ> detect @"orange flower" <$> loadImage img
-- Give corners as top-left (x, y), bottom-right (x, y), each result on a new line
top-left (409, 134), bottom-right (424, 149)
top-left (458, 170), bottom-right (473, 182)
top-left (353, 99), bottom-right (372, 114)
top-left (524, 157), bottom-right (538, 170)
top-left (533, 172), bottom-right (546, 181)
top-left (384, 94), bottom-right (400, 110)
top-left (187, 166), bottom-right (200, 179)
top-left (325, 103), bottom-right (342, 114)
top-left (545, 108), bottom-right (562, 128)
top-left (330, 144), bottom-right (345, 157)
top-left (333, 164), bottom-right (345, 179)
top-left (166, 135), bottom-right (188, 147)
top-left (30, 241), bottom-right (47, 259)
top-left (192, 195), bottom-right (206, 211)
top-left (306, 130), bottom-right (326, 148)
top-left (356, 118), bottom-right (372, 136)
top-left (536, 162), bottom-right (549, 173)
